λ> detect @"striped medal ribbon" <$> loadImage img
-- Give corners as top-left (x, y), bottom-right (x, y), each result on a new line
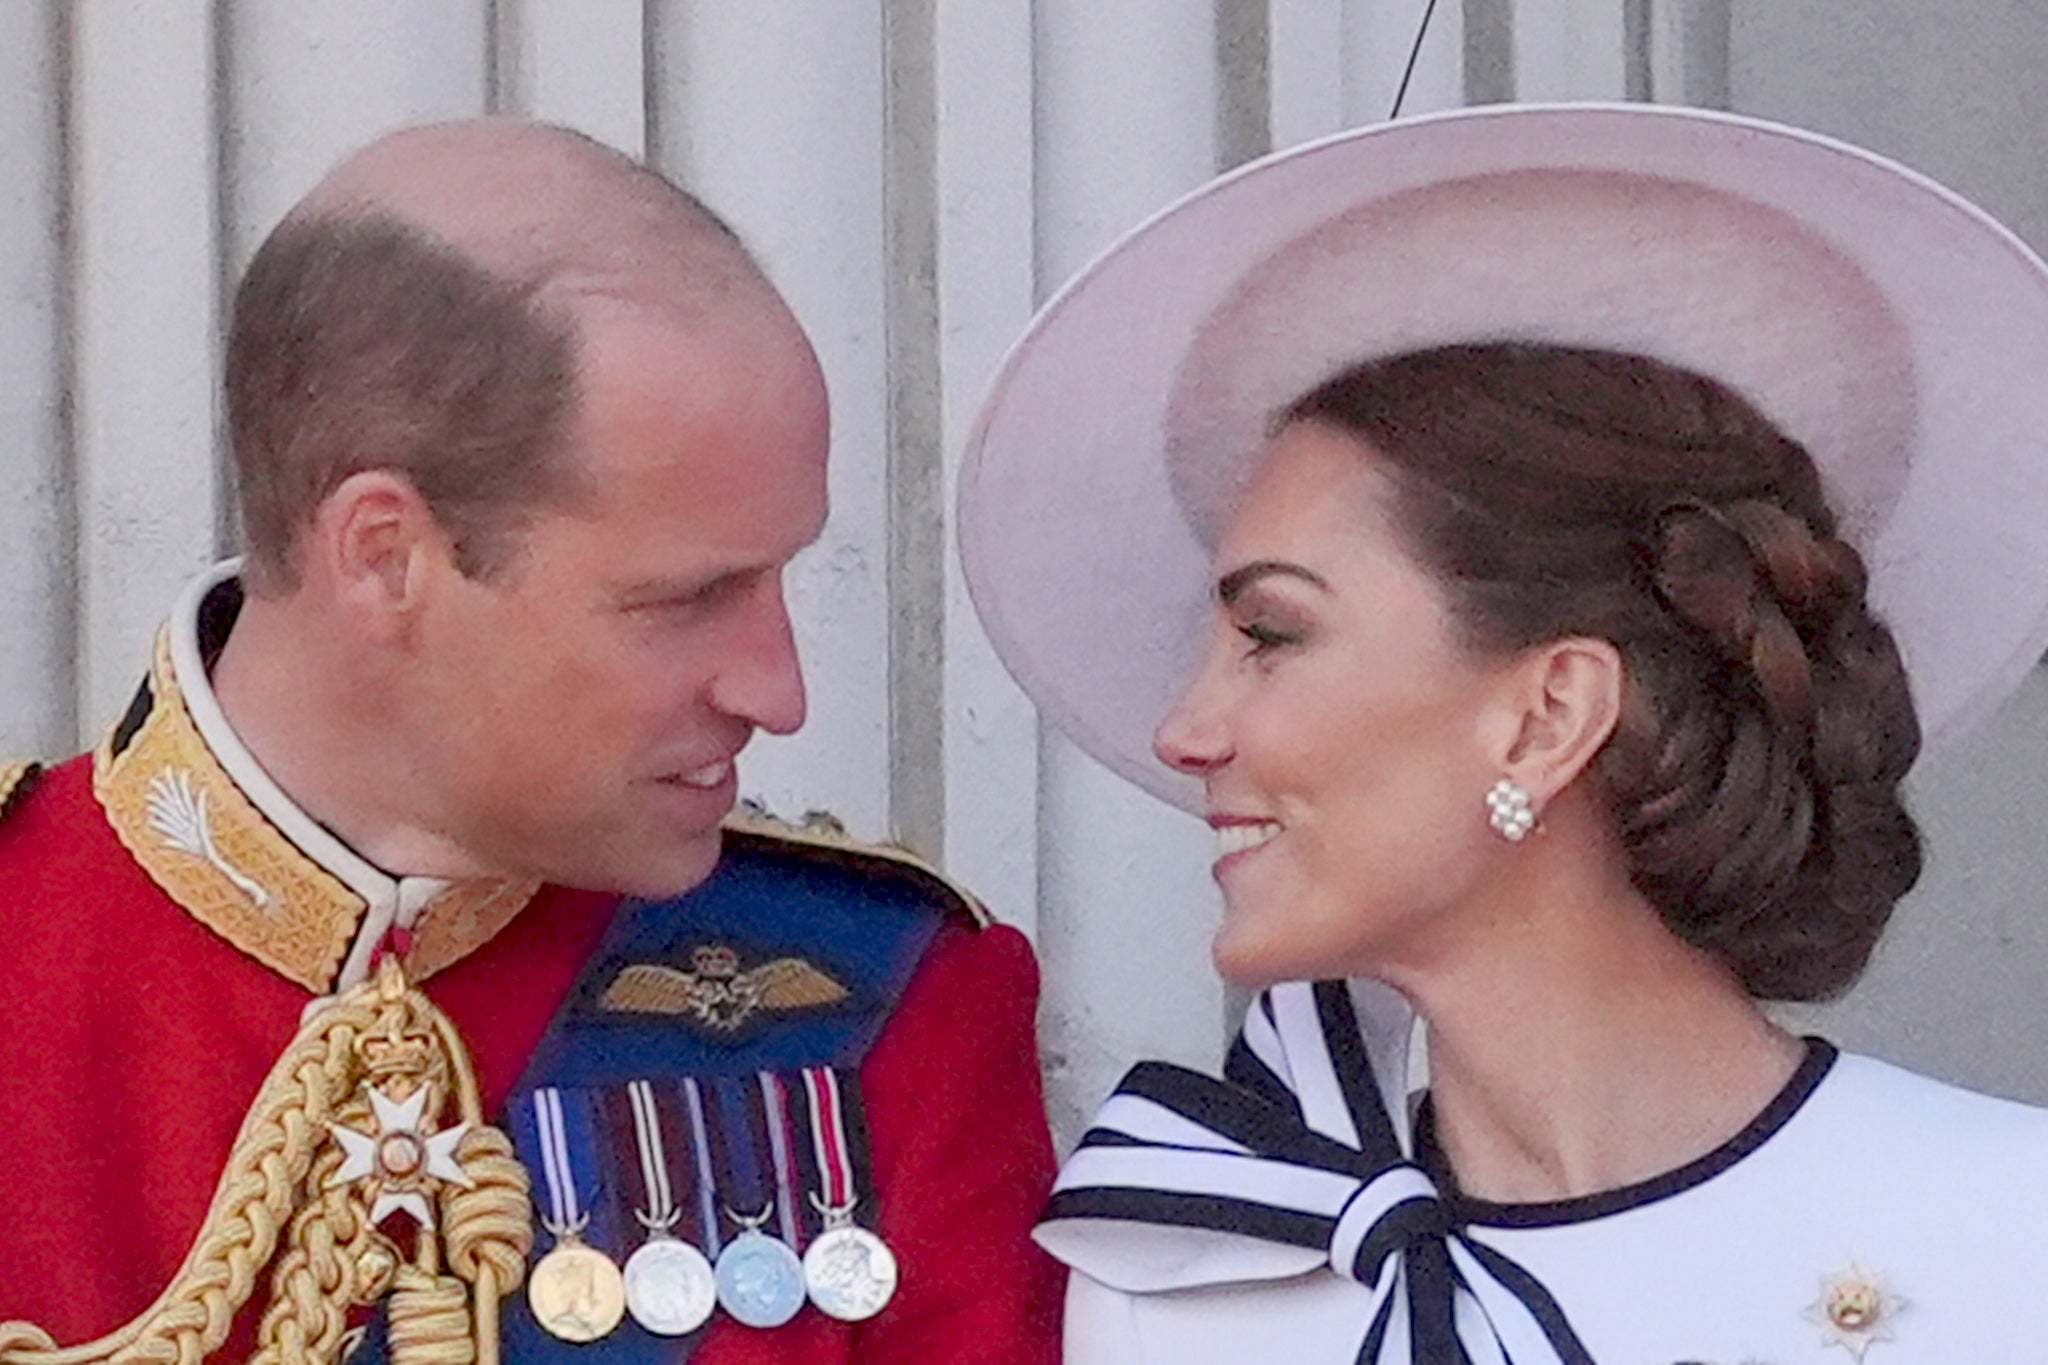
top-left (799, 1065), bottom-right (899, 1321)
top-left (707, 1076), bottom-right (808, 1328)
top-left (615, 1079), bottom-right (718, 1336)
top-left (526, 1086), bottom-right (627, 1343)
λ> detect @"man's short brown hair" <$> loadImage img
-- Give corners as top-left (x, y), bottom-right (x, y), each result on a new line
top-left (225, 210), bottom-right (582, 589)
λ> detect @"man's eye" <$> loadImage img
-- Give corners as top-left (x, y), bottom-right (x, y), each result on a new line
top-left (633, 573), bottom-right (755, 619)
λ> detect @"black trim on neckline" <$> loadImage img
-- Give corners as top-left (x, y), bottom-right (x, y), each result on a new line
top-left (195, 575), bottom-right (244, 669)
top-left (1415, 1036), bottom-right (1838, 1230)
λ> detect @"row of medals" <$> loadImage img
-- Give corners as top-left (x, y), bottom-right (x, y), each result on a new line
top-left (528, 1209), bottom-right (899, 1342)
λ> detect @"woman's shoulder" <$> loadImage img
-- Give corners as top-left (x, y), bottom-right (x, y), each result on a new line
top-left (1820, 1049), bottom-right (2048, 1141)
top-left (1795, 1048), bottom-right (2048, 1195)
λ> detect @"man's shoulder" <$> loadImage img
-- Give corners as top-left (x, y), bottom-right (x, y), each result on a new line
top-left (717, 805), bottom-right (992, 933)
top-left (0, 756), bottom-right (46, 823)
top-left (539, 808), bottom-right (1009, 1081)
top-left (0, 752), bottom-right (100, 859)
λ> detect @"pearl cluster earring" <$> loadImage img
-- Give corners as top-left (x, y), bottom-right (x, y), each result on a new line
top-left (1485, 778), bottom-right (1536, 842)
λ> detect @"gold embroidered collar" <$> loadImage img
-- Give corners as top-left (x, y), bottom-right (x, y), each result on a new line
top-left (94, 562), bottom-right (540, 995)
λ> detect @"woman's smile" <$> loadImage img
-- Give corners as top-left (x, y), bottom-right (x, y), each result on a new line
top-left (1154, 422), bottom-right (1515, 985)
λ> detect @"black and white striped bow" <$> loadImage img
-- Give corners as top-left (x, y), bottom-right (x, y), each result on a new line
top-left (1037, 981), bottom-right (1594, 1364)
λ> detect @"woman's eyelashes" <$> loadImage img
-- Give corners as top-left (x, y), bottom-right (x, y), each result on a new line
top-left (1234, 617), bottom-right (1306, 658)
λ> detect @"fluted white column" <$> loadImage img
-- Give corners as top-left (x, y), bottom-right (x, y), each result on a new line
top-left (0, 1), bottom-right (73, 755)
top-left (497, 0), bottom-right (646, 157)
top-left (648, 2), bottom-right (894, 841)
top-left (223, 0), bottom-right (489, 271)
top-left (1272, 0), bottom-right (1469, 148)
top-left (71, 0), bottom-right (220, 733)
top-left (936, 0), bottom-right (1041, 933)
top-left (1511, 0), bottom-right (1630, 100)
top-left (1032, 0), bottom-right (1231, 1146)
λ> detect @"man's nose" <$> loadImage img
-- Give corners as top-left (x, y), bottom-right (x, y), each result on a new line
top-left (711, 582), bottom-right (808, 735)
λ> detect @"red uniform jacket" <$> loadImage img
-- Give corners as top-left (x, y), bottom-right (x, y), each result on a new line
top-left (0, 607), bottom-right (1060, 1365)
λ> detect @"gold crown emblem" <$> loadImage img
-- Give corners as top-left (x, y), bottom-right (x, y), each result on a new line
top-left (359, 1022), bottom-right (437, 1080)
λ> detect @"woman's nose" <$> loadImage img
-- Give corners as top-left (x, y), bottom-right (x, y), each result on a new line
top-left (1153, 667), bottom-right (1231, 777)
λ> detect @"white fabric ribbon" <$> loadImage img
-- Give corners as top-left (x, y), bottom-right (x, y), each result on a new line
top-left (1035, 981), bottom-right (1594, 1365)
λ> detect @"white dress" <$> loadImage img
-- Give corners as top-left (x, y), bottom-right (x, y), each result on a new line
top-left (1038, 980), bottom-right (2048, 1364)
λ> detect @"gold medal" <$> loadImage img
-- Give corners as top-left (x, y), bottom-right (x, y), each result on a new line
top-left (528, 1236), bottom-right (627, 1343)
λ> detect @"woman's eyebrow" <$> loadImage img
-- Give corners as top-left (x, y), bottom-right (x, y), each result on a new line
top-left (1216, 560), bottom-right (1332, 604)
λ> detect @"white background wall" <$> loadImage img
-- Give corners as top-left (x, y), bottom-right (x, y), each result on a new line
top-left (2, 0), bottom-right (2044, 1146)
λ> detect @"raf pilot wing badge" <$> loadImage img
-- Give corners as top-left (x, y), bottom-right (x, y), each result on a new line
top-left (600, 944), bottom-right (850, 1034)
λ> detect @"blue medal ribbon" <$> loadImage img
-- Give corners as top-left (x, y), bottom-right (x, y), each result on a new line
top-left (712, 1075), bottom-right (772, 1230)
top-left (681, 1077), bottom-right (724, 1258)
top-left (525, 1086), bottom-right (607, 1242)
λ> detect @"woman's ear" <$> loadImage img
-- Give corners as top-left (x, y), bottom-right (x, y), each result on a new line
top-left (1494, 636), bottom-right (1624, 806)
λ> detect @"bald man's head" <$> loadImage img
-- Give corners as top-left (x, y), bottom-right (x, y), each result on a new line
top-left (227, 119), bottom-right (791, 590)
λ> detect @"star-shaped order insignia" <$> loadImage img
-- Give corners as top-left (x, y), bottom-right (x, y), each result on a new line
top-left (1804, 1262), bottom-right (1907, 1360)
top-left (328, 1083), bottom-right (474, 1228)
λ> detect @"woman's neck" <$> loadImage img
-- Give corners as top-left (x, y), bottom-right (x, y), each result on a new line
top-left (1386, 829), bottom-right (1803, 1205)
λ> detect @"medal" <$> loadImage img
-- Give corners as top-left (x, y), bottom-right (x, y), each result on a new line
top-left (803, 1222), bottom-right (899, 1322)
top-left (799, 1066), bottom-right (899, 1319)
top-left (617, 1079), bottom-right (717, 1335)
top-left (529, 1237), bottom-right (628, 1342)
top-left (714, 1214), bottom-right (808, 1327)
top-left (623, 1235), bottom-right (718, 1335)
top-left (704, 1075), bottom-right (808, 1327)
top-left (526, 1086), bottom-right (626, 1342)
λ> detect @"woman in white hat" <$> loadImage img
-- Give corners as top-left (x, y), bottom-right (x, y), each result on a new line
top-left (959, 105), bottom-right (2048, 1362)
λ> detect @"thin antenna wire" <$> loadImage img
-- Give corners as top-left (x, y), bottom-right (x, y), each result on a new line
top-left (1389, 0), bottom-right (1444, 121)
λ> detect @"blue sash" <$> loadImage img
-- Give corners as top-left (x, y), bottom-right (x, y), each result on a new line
top-left (352, 827), bottom-right (953, 1362)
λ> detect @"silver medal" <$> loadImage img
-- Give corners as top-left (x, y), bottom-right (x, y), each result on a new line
top-left (803, 1224), bottom-right (899, 1321)
top-left (713, 1228), bottom-right (807, 1328)
top-left (623, 1235), bottom-right (717, 1336)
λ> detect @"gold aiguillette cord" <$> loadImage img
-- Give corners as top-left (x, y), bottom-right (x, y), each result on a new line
top-left (0, 957), bottom-right (531, 1365)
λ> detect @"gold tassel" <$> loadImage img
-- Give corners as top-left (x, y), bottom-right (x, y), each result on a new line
top-left (1, 958), bottom-right (529, 1365)
top-left (386, 1270), bottom-right (475, 1365)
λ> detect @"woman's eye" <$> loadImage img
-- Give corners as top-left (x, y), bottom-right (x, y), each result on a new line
top-left (1235, 621), bottom-right (1300, 655)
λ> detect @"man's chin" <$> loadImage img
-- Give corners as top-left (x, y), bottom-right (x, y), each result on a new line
top-left (552, 826), bottom-right (726, 899)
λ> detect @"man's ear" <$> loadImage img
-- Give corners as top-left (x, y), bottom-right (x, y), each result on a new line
top-left (1489, 637), bottom-right (1624, 808)
top-left (306, 470), bottom-right (442, 642)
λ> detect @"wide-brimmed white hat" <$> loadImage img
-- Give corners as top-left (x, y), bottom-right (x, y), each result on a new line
top-left (958, 103), bottom-right (2048, 815)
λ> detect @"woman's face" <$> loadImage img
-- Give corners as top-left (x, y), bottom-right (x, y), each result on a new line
top-left (1154, 421), bottom-right (1517, 987)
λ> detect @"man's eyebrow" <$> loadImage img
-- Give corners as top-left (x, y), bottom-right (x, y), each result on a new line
top-left (1216, 560), bottom-right (1332, 604)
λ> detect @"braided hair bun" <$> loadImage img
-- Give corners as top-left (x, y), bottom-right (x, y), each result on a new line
top-left (1287, 343), bottom-right (1922, 1000)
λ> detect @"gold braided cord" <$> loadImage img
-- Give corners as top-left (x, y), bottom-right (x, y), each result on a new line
top-left (385, 1270), bottom-right (476, 1365)
top-left (438, 1130), bottom-right (530, 1296)
top-left (0, 1003), bottom-right (375, 1365)
top-left (0, 961), bottom-right (530, 1365)
top-left (251, 1170), bottom-right (375, 1364)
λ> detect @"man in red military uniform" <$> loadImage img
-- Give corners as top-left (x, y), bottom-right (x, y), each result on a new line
top-left (0, 121), bottom-right (1059, 1365)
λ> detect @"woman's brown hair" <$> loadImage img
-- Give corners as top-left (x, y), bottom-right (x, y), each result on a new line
top-left (1286, 342), bottom-right (1921, 1000)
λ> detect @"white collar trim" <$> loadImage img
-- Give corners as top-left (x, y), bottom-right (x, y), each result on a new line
top-left (168, 560), bottom-right (453, 992)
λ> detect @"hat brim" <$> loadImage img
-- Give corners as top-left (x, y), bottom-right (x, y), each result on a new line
top-left (959, 103), bottom-right (2048, 815)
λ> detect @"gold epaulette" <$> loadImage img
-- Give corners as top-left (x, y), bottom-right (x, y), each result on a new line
top-left (723, 803), bottom-right (994, 930)
top-left (0, 760), bottom-right (43, 823)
